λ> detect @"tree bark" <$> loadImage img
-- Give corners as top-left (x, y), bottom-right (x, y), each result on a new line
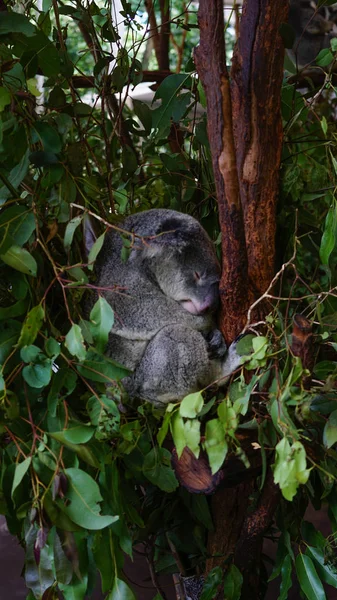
top-left (194, 0), bottom-right (288, 596)
top-left (194, 0), bottom-right (249, 344)
top-left (231, 0), bottom-right (289, 306)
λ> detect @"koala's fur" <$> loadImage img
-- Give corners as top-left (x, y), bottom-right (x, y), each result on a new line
top-left (90, 209), bottom-right (242, 407)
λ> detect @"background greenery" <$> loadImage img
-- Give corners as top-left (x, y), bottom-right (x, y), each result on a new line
top-left (0, 1), bottom-right (337, 599)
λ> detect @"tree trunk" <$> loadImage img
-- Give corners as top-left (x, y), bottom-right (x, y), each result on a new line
top-left (194, 0), bottom-right (288, 596)
top-left (194, 0), bottom-right (249, 344)
top-left (231, 0), bottom-right (289, 307)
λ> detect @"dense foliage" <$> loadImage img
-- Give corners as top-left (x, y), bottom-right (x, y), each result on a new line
top-left (0, 1), bottom-right (337, 599)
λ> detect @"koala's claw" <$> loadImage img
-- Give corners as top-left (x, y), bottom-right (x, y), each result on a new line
top-left (204, 329), bottom-right (227, 359)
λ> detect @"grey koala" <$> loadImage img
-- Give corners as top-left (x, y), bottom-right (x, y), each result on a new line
top-left (89, 209), bottom-right (242, 407)
top-left (288, 0), bottom-right (337, 68)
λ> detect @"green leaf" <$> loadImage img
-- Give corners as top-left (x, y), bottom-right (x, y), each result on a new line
top-left (1, 245), bottom-right (37, 276)
top-left (278, 555), bottom-right (292, 600)
top-left (295, 553), bottom-right (326, 600)
top-left (0, 205), bottom-right (36, 246)
top-left (218, 399), bottom-right (238, 435)
top-left (0, 150), bottom-right (30, 204)
top-left (0, 298), bottom-right (28, 320)
top-left (24, 521), bottom-right (54, 599)
top-left (200, 567), bottom-right (222, 600)
top-left (223, 564), bottom-right (243, 600)
top-left (87, 394), bottom-right (120, 439)
top-left (65, 324), bottom-right (87, 361)
top-left (132, 99), bottom-right (152, 134)
top-left (273, 439), bottom-right (310, 501)
top-left (320, 205), bottom-right (337, 266)
top-left (20, 344), bottom-right (41, 363)
top-left (47, 367), bottom-right (77, 417)
top-left (316, 48), bottom-right (333, 67)
top-left (22, 359), bottom-right (52, 388)
top-left (180, 391), bottom-right (204, 418)
top-left (64, 215), bottom-right (83, 251)
top-left (29, 151), bottom-right (59, 167)
top-left (170, 411), bottom-right (186, 458)
top-left (152, 74), bottom-right (191, 136)
top-left (45, 337), bottom-right (60, 359)
top-left (0, 321), bottom-right (21, 362)
top-left (323, 409), bottom-right (337, 448)
top-left (0, 12), bottom-right (36, 36)
top-left (0, 86), bottom-right (11, 112)
top-left (143, 447), bottom-right (178, 493)
top-left (204, 419), bottom-right (228, 475)
top-left (306, 546), bottom-right (337, 589)
top-left (18, 304), bottom-right (44, 347)
top-left (107, 577), bottom-right (136, 600)
top-left (33, 122), bottom-right (62, 153)
top-left (76, 351), bottom-right (129, 383)
top-left (88, 232), bottom-right (105, 270)
top-left (11, 456), bottom-right (31, 499)
top-left (89, 296), bottom-right (114, 352)
top-left (52, 530), bottom-right (73, 585)
top-left (184, 419), bottom-right (201, 458)
top-left (59, 468), bottom-right (118, 530)
top-left (51, 425), bottom-right (95, 445)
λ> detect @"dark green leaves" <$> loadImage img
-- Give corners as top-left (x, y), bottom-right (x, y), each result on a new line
top-left (107, 577), bottom-right (136, 600)
top-left (18, 304), bottom-right (44, 347)
top-left (59, 468), bottom-right (118, 530)
top-left (21, 345), bottom-right (52, 388)
top-left (65, 324), bottom-right (86, 361)
top-left (89, 297), bottom-right (114, 352)
top-left (0, 12), bottom-right (36, 36)
top-left (295, 554), bottom-right (326, 600)
top-left (143, 447), bottom-right (178, 492)
top-left (320, 205), bottom-right (337, 266)
top-left (1, 245), bottom-right (37, 276)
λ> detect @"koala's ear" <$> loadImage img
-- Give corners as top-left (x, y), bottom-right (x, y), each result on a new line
top-left (154, 216), bottom-right (195, 246)
top-left (83, 214), bottom-right (100, 258)
top-left (133, 216), bottom-right (193, 260)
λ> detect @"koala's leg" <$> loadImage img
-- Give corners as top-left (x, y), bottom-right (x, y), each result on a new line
top-left (123, 325), bottom-right (215, 407)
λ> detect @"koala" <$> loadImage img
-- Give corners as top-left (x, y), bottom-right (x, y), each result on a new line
top-left (288, 0), bottom-right (337, 68)
top-left (88, 209), bottom-right (242, 407)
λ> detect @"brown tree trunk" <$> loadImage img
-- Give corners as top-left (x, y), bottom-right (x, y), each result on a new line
top-left (194, 0), bottom-right (249, 344)
top-left (194, 0), bottom-right (288, 597)
top-left (231, 0), bottom-right (289, 307)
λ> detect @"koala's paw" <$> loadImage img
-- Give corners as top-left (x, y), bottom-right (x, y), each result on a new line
top-left (204, 329), bottom-right (227, 359)
top-left (221, 339), bottom-right (244, 378)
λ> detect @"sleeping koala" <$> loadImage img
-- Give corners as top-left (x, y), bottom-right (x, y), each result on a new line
top-left (89, 209), bottom-right (242, 407)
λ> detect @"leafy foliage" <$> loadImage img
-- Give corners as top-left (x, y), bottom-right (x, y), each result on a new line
top-left (0, 1), bottom-right (337, 599)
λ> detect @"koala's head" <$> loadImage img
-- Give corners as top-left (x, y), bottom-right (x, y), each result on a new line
top-left (142, 214), bottom-right (221, 315)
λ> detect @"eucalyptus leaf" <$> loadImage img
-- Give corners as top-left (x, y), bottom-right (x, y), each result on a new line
top-left (295, 553), bottom-right (326, 600)
top-left (1, 245), bottom-right (37, 276)
top-left (18, 304), bottom-right (44, 347)
top-left (65, 324), bottom-right (87, 361)
top-left (59, 468), bottom-right (118, 530)
top-left (107, 577), bottom-right (136, 600)
top-left (89, 296), bottom-right (114, 352)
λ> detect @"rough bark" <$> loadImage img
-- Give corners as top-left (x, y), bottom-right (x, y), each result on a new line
top-left (231, 0), bottom-right (289, 306)
top-left (194, 1), bottom-right (288, 597)
top-left (194, 0), bottom-right (249, 344)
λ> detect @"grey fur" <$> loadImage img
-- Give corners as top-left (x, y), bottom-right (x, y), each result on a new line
top-left (89, 209), bottom-right (242, 407)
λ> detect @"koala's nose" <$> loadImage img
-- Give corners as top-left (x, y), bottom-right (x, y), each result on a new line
top-left (199, 284), bottom-right (219, 313)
